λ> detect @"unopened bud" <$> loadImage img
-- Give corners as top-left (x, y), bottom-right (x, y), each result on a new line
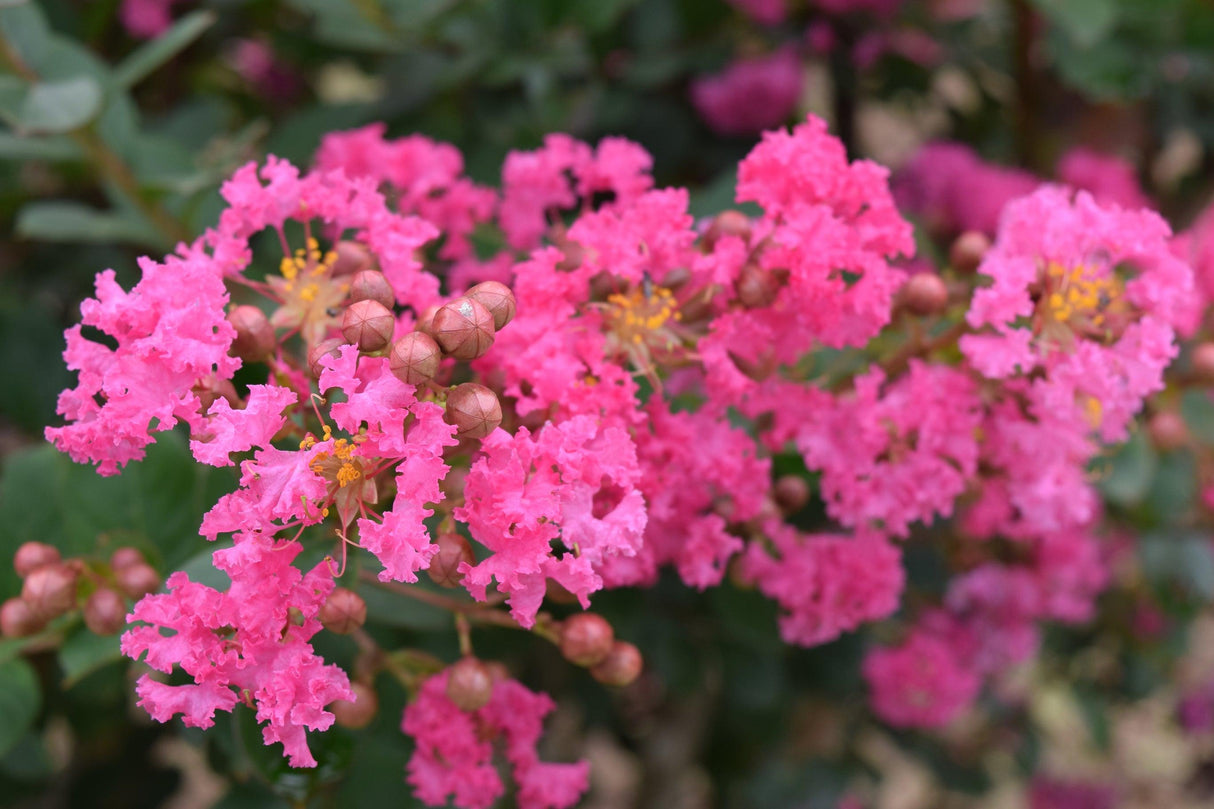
top-left (773, 475), bottom-right (811, 514)
top-left (446, 657), bottom-right (494, 711)
top-left (428, 533), bottom-right (474, 588)
top-left (228, 305), bottom-right (275, 362)
top-left (194, 375), bottom-right (239, 414)
top-left (736, 263), bottom-right (785, 308)
top-left (556, 239), bottom-right (586, 272)
top-left (466, 282), bottom-right (517, 331)
top-left (1148, 411), bottom-right (1189, 452)
top-left (949, 231), bottom-right (991, 275)
top-left (349, 270), bottom-right (395, 310)
top-left (332, 682), bottom-right (378, 728)
top-left (445, 383), bottom-right (502, 440)
top-left (1193, 343), bottom-right (1214, 384)
top-left (308, 337), bottom-right (345, 378)
top-left (319, 588), bottom-right (366, 634)
top-left (330, 240), bottom-right (373, 277)
top-left (109, 547), bottom-right (144, 571)
top-left (590, 641), bottom-right (643, 687)
top-left (899, 273), bottom-right (949, 316)
top-left (432, 297), bottom-right (495, 360)
top-left (389, 332), bottom-right (442, 387)
top-left (22, 563), bottom-right (78, 620)
top-left (415, 305), bottom-right (441, 337)
top-left (115, 563), bottom-right (160, 600)
top-left (83, 588), bottom-right (127, 636)
top-left (342, 299), bottom-right (395, 353)
top-left (14, 541), bottom-right (60, 578)
top-left (560, 613), bottom-right (614, 667)
top-left (545, 579), bottom-right (579, 605)
top-left (0, 598), bottom-right (41, 637)
top-left (704, 210), bottom-right (752, 249)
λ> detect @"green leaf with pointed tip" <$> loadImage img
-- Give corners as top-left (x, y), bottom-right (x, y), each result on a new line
top-left (18, 76), bottom-right (102, 134)
top-left (0, 658), bottom-right (40, 757)
top-left (59, 627), bottom-right (123, 687)
top-left (16, 201), bottom-right (163, 247)
top-left (113, 10), bottom-right (217, 89)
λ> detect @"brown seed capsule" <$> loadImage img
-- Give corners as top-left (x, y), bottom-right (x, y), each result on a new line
top-left (432, 297), bottom-right (495, 360)
top-left (109, 547), bottom-right (144, 571)
top-left (949, 230), bottom-right (991, 275)
top-left (446, 657), bottom-right (494, 711)
top-left (445, 383), bottom-right (502, 440)
top-left (899, 273), bottom-right (950, 316)
top-left (466, 282), bottom-right (517, 331)
top-left (308, 337), bottom-right (345, 378)
top-left (389, 332), bottom-right (442, 387)
top-left (590, 641), bottom-right (643, 687)
top-left (22, 563), bottom-right (79, 620)
top-left (332, 682), bottom-right (378, 729)
top-left (349, 270), bottom-right (395, 310)
top-left (115, 563), bottom-right (161, 600)
top-left (342, 299), bottom-right (396, 353)
top-left (428, 533), bottom-right (474, 588)
top-left (330, 240), bottom-right (373, 277)
top-left (1148, 411), bottom-right (1189, 452)
top-left (0, 598), bottom-right (41, 637)
top-left (14, 541), bottom-right (61, 578)
top-left (736, 263), bottom-right (784, 309)
top-left (1193, 343), bottom-right (1214, 384)
top-left (703, 209), bottom-right (752, 249)
top-left (560, 613), bottom-right (615, 667)
top-left (228, 305), bottom-right (275, 362)
top-left (773, 475), bottom-right (811, 515)
top-left (83, 588), bottom-right (127, 636)
top-left (319, 588), bottom-right (367, 635)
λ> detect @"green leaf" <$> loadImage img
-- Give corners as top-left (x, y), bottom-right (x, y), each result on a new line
top-left (0, 130), bottom-right (80, 160)
top-left (0, 658), bottom-right (40, 757)
top-left (1030, 0), bottom-right (1118, 49)
top-left (0, 2), bottom-right (51, 70)
top-left (16, 201), bottom-right (162, 246)
top-left (59, 627), bottom-right (123, 687)
top-left (1097, 429), bottom-right (1157, 506)
top-left (113, 10), bottom-right (217, 90)
top-left (18, 76), bottom-right (102, 134)
top-left (1181, 389), bottom-right (1214, 445)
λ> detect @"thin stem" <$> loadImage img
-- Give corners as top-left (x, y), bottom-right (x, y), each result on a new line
top-left (359, 568), bottom-right (508, 614)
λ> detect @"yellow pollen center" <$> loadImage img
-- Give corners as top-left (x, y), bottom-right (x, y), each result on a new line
top-left (607, 286), bottom-right (681, 344)
top-left (1043, 261), bottom-right (1123, 328)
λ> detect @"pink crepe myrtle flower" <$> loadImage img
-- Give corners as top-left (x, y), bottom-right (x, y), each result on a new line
top-left (402, 669), bottom-right (589, 809)
top-left (119, 0), bottom-right (179, 38)
top-left (894, 142), bottom-right (1040, 235)
top-left (818, 0), bottom-right (906, 16)
top-left (726, 0), bottom-right (787, 25)
top-left (862, 623), bottom-right (982, 728)
top-left (691, 49), bottom-right (804, 137)
top-left (1057, 147), bottom-right (1152, 212)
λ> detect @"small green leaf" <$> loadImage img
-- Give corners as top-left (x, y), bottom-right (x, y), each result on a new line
top-left (1030, 0), bottom-right (1118, 49)
top-left (0, 658), bottom-right (40, 757)
top-left (113, 11), bottom-right (217, 89)
top-left (59, 627), bottom-right (123, 687)
top-left (16, 201), bottom-right (162, 246)
top-left (0, 2), bottom-right (51, 70)
top-left (18, 76), bottom-right (102, 134)
top-left (1097, 430), bottom-right (1157, 506)
top-left (0, 130), bottom-right (81, 160)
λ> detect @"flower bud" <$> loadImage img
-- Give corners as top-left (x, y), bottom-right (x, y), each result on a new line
top-left (332, 682), bottom-right (378, 729)
top-left (899, 273), bottom-right (949, 316)
top-left (115, 562), bottom-right (160, 600)
top-left (736, 263), bottom-right (785, 309)
top-left (428, 533), bottom-right (474, 588)
top-left (949, 231), bottom-right (991, 275)
top-left (0, 598), bottom-right (41, 638)
top-left (432, 297), bottom-right (495, 360)
top-left (194, 375), bottom-right (240, 414)
top-left (83, 588), bottom-right (127, 636)
top-left (590, 641), bottom-right (643, 687)
top-left (445, 383), bottom-right (502, 440)
top-left (415, 304), bottom-right (441, 337)
top-left (308, 337), bottom-right (345, 378)
top-left (560, 613), bottom-right (614, 667)
top-left (14, 541), bottom-right (60, 578)
top-left (389, 332), bottom-right (442, 387)
top-left (349, 270), bottom-right (395, 310)
top-left (228, 305), bottom-right (275, 362)
top-left (703, 210), bottom-right (751, 249)
top-left (342, 299), bottom-right (395, 353)
top-left (773, 475), bottom-right (811, 515)
top-left (1148, 411), bottom-right (1189, 452)
top-left (466, 282), bottom-right (517, 331)
top-left (446, 657), bottom-right (494, 711)
top-left (330, 240), bottom-right (373, 277)
top-left (22, 563), bottom-right (78, 620)
top-left (110, 547), bottom-right (144, 571)
top-left (1193, 342), bottom-right (1214, 384)
top-left (319, 587), bottom-right (366, 635)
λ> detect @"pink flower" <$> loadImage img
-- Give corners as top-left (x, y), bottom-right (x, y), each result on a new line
top-left (1057, 147), bottom-right (1151, 212)
top-left (863, 625), bottom-right (981, 728)
top-left (726, 0), bottom-right (787, 24)
top-left (189, 384), bottom-right (296, 467)
top-left (894, 142), bottom-right (1040, 235)
top-left (691, 49), bottom-right (804, 137)
top-left (120, 0), bottom-right (178, 38)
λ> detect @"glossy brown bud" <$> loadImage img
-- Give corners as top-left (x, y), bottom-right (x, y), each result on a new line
top-left (319, 588), bottom-right (367, 635)
top-left (590, 641), bottom-right (643, 687)
top-left (342, 299), bottom-right (395, 353)
top-left (330, 240), bottom-right (373, 277)
top-left (446, 657), bottom-right (494, 711)
top-left (308, 337), bottom-right (345, 378)
top-left (466, 282), bottom-right (517, 331)
top-left (349, 270), bottom-right (395, 309)
top-left (949, 230), bottom-right (991, 275)
top-left (773, 475), bottom-right (811, 515)
top-left (115, 563), bottom-right (161, 600)
top-left (1193, 343), bottom-right (1214, 384)
top-left (109, 547), bottom-right (144, 571)
top-left (193, 375), bottom-right (240, 414)
top-left (736, 263), bottom-right (784, 309)
top-left (83, 588), bottom-right (127, 636)
top-left (560, 613), bottom-right (614, 667)
top-left (432, 297), bottom-right (495, 360)
top-left (703, 209), bottom-right (752, 249)
top-left (0, 598), bottom-right (41, 638)
top-left (1148, 411), bottom-right (1189, 452)
top-left (14, 541), bottom-right (60, 578)
top-left (428, 533), bottom-right (474, 588)
top-left (22, 563), bottom-right (78, 620)
top-left (389, 332), bottom-right (442, 387)
top-left (228, 305), bottom-right (275, 362)
top-left (332, 682), bottom-right (378, 728)
top-left (899, 273), bottom-right (950, 316)
top-left (445, 383), bottom-right (502, 440)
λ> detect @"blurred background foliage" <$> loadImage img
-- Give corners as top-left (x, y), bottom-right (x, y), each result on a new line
top-left (8, 0), bottom-right (1214, 807)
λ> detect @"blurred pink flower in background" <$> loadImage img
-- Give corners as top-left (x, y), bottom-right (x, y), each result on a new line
top-left (120, 0), bottom-right (180, 38)
top-left (726, 0), bottom-right (787, 25)
top-left (691, 49), bottom-right (804, 137)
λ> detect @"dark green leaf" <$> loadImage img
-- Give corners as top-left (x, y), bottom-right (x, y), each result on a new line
top-left (0, 658), bottom-right (40, 757)
top-left (113, 11), bottom-right (217, 90)
top-left (16, 201), bottom-right (162, 246)
top-left (59, 627), bottom-right (123, 687)
top-left (18, 77), bottom-right (102, 134)
top-left (1097, 430), bottom-right (1157, 506)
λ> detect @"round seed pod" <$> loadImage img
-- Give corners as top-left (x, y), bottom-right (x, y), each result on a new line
top-left (83, 588), bottom-right (127, 636)
top-left (228, 305), bottom-right (275, 362)
top-left (349, 270), bottom-right (395, 310)
top-left (949, 230), bottom-right (991, 275)
top-left (736, 263), bottom-right (783, 309)
top-left (899, 273), bottom-right (949, 316)
top-left (194, 376), bottom-right (240, 414)
top-left (560, 613), bottom-right (614, 667)
top-left (1148, 411), bottom-right (1189, 452)
top-left (773, 475), bottom-right (811, 515)
top-left (428, 533), bottom-right (474, 589)
top-left (389, 332), bottom-right (442, 386)
top-left (432, 297), bottom-right (495, 360)
top-left (590, 641), bottom-right (643, 687)
top-left (308, 337), bottom-right (345, 378)
top-left (330, 240), bottom-right (373, 277)
top-left (14, 541), bottom-right (60, 578)
top-left (703, 209), bottom-right (751, 249)
top-left (115, 563), bottom-right (161, 600)
top-left (332, 682), bottom-right (378, 729)
top-left (1193, 342), bottom-right (1214, 383)
top-left (109, 547), bottom-right (144, 571)
top-left (342, 299), bottom-right (396, 353)
top-left (446, 657), bottom-right (494, 712)
top-left (22, 563), bottom-right (79, 620)
top-left (0, 598), bottom-right (41, 638)
top-left (466, 282), bottom-right (517, 330)
top-left (319, 588), bottom-right (367, 635)
top-left (445, 384), bottom-right (502, 440)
